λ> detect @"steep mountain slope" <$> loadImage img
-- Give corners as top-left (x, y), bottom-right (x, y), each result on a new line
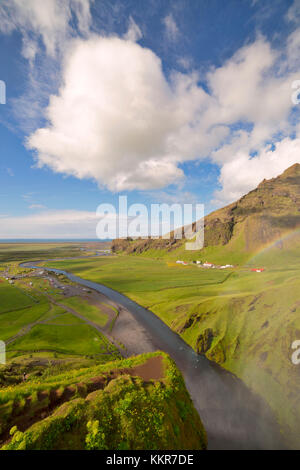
top-left (108, 164), bottom-right (300, 447)
top-left (112, 164), bottom-right (300, 264)
top-left (203, 163), bottom-right (300, 248)
top-left (0, 352), bottom-right (207, 450)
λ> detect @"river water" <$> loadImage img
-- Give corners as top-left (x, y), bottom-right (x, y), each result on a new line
top-left (21, 261), bottom-right (284, 450)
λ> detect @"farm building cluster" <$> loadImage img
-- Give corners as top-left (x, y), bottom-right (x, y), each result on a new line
top-left (176, 260), bottom-right (234, 269)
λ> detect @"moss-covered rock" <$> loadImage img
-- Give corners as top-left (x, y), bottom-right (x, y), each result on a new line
top-left (196, 328), bottom-right (214, 354)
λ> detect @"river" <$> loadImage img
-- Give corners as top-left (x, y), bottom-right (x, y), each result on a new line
top-left (21, 260), bottom-right (284, 450)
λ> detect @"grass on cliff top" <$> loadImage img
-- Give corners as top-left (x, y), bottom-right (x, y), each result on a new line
top-left (0, 352), bottom-right (207, 450)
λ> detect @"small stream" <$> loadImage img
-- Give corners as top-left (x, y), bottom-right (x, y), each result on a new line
top-left (21, 260), bottom-right (284, 450)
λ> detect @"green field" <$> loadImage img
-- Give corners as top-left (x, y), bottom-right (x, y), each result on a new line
top-left (43, 256), bottom-right (229, 304)
top-left (0, 243), bottom-right (87, 263)
top-left (44, 312), bottom-right (84, 325)
top-left (44, 253), bottom-right (300, 447)
top-left (62, 297), bottom-right (109, 327)
top-left (0, 303), bottom-right (51, 342)
top-left (0, 261), bottom-right (119, 363)
top-left (0, 283), bottom-right (35, 313)
top-left (7, 323), bottom-right (114, 357)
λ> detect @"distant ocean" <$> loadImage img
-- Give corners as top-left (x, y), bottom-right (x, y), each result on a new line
top-left (0, 239), bottom-right (112, 243)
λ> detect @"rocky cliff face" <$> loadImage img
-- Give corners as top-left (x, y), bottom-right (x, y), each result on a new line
top-left (112, 164), bottom-right (300, 256)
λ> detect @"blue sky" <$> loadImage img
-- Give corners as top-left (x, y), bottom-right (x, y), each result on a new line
top-left (0, 0), bottom-right (300, 238)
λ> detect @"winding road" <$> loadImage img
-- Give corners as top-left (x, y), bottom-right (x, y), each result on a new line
top-left (21, 259), bottom-right (284, 450)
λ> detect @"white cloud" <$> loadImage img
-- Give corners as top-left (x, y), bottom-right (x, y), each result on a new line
top-left (177, 56), bottom-right (192, 70)
top-left (0, 0), bottom-right (95, 132)
top-left (286, 0), bottom-right (300, 23)
top-left (214, 137), bottom-right (300, 205)
top-left (206, 38), bottom-right (294, 146)
top-left (27, 32), bottom-right (300, 200)
top-left (22, 193), bottom-right (46, 211)
top-left (124, 16), bottom-right (143, 42)
top-left (286, 28), bottom-right (300, 71)
top-left (0, 0), bottom-right (94, 60)
top-left (163, 13), bottom-right (179, 41)
top-left (0, 209), bottom-right (101, 238)
top-left (28, 36), bottom-right (210, 191)
top-left (2, 2), bottom-right (300, 206)
top-left (0, 208), bottom-right (158, 239)
top-left (28, 204), bottom-right (46, 210)
top-left (205, 37), bottom-right (300, 203)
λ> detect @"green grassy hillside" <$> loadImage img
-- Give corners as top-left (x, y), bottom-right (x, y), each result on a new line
top-left (45, 254), bottom-right (300, 448)
top-left (111, 164), bottom-right (300, 266)
top-left (0, 352), bottom-right (206, 450)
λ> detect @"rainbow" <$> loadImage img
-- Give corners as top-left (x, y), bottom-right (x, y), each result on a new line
top-left (245, 226), bottom-right (300, 266)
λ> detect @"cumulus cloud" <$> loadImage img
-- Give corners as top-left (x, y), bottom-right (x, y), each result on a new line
top-left (27, 32), bottom-right (300, 200)
top-left (2, 1), bottom-right (300, 206)
top-left (163, 13), bottom-right (179, 41)
top-left (0, 0), bottom-right (94, 60)
top-left (207, 39), bottom-right (294, 145)
top-left (27, 36), bottom-right (211, 191)
top-left (214, 137), bottom-right (300, 205)
top-left (206, 37), bottom-right (300, 203)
